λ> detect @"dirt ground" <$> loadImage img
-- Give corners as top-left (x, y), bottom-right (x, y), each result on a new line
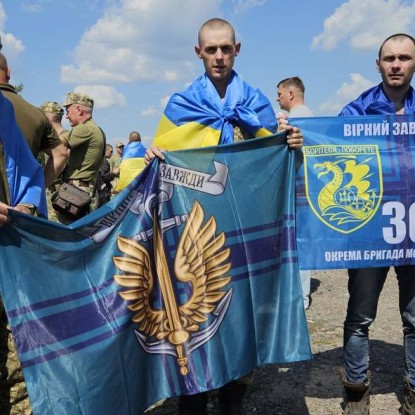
top-left (147, 268), bottom-right (405, 415)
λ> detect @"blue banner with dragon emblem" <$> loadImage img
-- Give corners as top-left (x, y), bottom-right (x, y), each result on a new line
top-left (295, 114), bottom-right (415, 269)
top-left (0, 134), bottom-right (310, 414)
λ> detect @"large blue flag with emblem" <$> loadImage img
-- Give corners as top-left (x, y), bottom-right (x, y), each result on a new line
top-left (0, 134), bottom-right (310, 415)
top-left (295, 114), bottom-right (415, 270)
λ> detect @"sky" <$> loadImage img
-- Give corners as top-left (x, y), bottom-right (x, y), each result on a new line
top-left (1, 0), bottom-right (415, 148)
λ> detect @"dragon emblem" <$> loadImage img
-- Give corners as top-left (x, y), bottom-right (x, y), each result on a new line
top-left (314, 155), bottom-right (377, 223)
top-left (113, 200), bottom-right (232, 375)
top-left (305, 148), bottom-right (382, 234)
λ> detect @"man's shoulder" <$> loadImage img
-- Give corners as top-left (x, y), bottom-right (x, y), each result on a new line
top-left (289, 105), bottom-right (314, 117)
top-left (1, 85), bottom-right (27, 108)
top-left (169, 76), bottom-right (202, 101)
top-left (169, 72), bottom-right (267, 104)
top-left (0, 83), bottom-right (17, 95)
top-left (349, 84), bottom-right (379, 103)
top-left (231, 71), bottom-right (265, 93)
top-left (1, 87), bottom-right (60, 148)
top-left (68, 123), bottom-right (88, 142)
top-left (83, 118), bottom-right (100, 129)
top-left (339, 84), bottom-right (381, 116)
top-left (71, 118), bottom-right (101, 137)
top-left (1, 86), bottom-right (45, 118)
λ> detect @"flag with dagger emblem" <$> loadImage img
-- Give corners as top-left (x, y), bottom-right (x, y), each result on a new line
top-left (0, 133), bottom-right (310, 415)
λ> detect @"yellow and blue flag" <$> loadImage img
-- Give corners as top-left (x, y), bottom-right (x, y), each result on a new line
top-left (114, 142), bottom-right (147, 192)
top-left (153, 71), bottom-right (277, 150)
top-left (0, 91), bottom-right (46, 215)
top-left (0, 134), bottom-right (310, 414)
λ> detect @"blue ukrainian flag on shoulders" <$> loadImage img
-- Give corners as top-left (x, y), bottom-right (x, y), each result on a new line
top-left (0, 133), bottom-right (310, 414)
top-left (153, 71), bottom-right (277, 150)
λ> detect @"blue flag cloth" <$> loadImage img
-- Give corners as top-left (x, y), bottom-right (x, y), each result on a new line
top-left (295, 114), bottom-right (415, 270)
top-left (122, 141), bottom-right (147, 159)
top-left (338, 84), bottom-right (415, 116)
top-left (0, 134), bottom-right (310, 415)
top-left (114, 141), bottom-right (148, 191)
top-left (0, 91), bottom-right (47, 215)
top-left (153, 71), bottom-right (277, 150)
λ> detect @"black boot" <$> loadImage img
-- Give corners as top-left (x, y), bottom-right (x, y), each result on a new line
top-left (178, 392), bottom-right (208, 415)
top-left (403, 377), bottom-right (415, 415)
top-left (340, 368), bottom-right (370, 415)
top-left (218, 381), bottom-right (248, 415)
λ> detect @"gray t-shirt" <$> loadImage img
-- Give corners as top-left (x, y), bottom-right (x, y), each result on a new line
top-left (289, 105), bottom-right (314, 117)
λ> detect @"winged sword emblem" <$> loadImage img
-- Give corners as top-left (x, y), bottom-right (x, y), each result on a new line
top-left (113, 200), bottom-right (232, 375)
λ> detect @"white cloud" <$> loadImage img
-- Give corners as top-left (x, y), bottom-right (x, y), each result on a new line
top-left (319, 73), bottom-right (375, 115)
top-left (0, 3), bottom-right (24, 54)
top-left (140, 105), bottom-right (158, 117)
top-left (140, 95), bottom-right (171, 118)
top-left (0, 2), bottom-right (5, 29)
top-left (139, 95), bottom-right (171, 119)
top-left (1, 33), bottom-right (25, 53)
top-left (61, 60), bottom-right (133, 84)
top-left (312, 0), bottom-right (415, 51)
top-left (20, 1), bottom-right (43, 13)
top-left (231, 0), bottom-right (267, 14)
top-left (61, 0), bottom-right (222, 86)
top-left (336, 73), bottom-right (375, 101)
top-left (70, 85), bottom-right (126, 109)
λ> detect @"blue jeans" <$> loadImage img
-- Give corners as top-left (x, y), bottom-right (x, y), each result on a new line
top-left (344, 266), bottom-right (415, 386)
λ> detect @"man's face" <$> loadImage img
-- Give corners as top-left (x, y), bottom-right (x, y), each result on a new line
top-left (116, 146), bottom-right (124, 155)
top-left (105, 147), bottom-right (113, 159)
top-left (195, 26), bottom-right (240, 87)
top-left (65, 104), bottom-right (81, 127)
top-left (277, 85), bottom-right (291, 112)
top-left (377, 37), bottom-right (415, 90)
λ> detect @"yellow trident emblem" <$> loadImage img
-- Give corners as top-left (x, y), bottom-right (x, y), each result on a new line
top-left (113, 201), bottom-right (232, 375)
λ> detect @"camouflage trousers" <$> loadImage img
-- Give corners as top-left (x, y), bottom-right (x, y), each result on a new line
top-left (46, 187), bottom-right (59, 222)
top-left (0, 298), bottom-right (31, 415)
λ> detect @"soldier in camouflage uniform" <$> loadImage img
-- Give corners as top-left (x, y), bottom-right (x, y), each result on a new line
top-left (57, 92), bottom-right (106, 224)
top-left (39, 101), bottom-right (70, 222)
top-left (108, 141), bottom-right (123, 192)
top-left (40, 101), bottom-right (70, 145)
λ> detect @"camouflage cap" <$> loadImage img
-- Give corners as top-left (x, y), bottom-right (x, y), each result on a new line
top-left (115, 141), bottom-right (125, 148)
top-left (62, 92), bottom-right (94, 108)
top-left (39, 101), bottom-right (64, 115)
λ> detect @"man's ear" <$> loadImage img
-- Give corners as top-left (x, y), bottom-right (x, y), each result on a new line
top-left (376, 59), bottom-right (380, 72)
top-left (195, 45), bottom-right (202, 59)
top-left (235, 42), bottom-right (241, 56)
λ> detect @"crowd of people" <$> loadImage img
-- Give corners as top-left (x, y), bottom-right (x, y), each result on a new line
top-left (0, 16), bottom-right (414, 415)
